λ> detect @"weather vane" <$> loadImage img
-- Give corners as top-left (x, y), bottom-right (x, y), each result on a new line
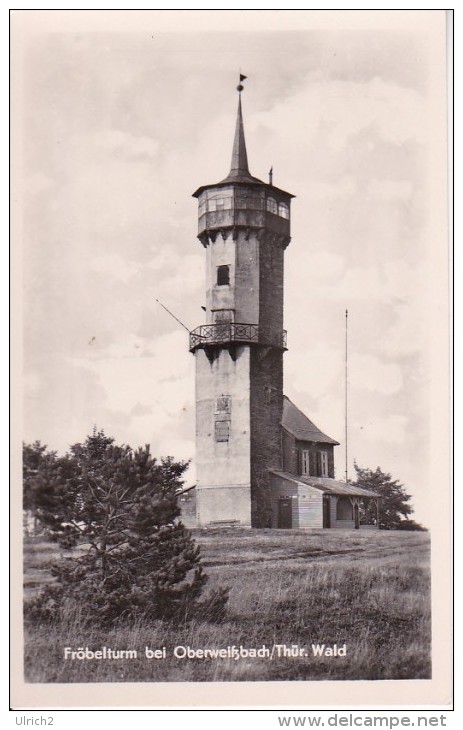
top-left (237, 73), bottom-right (247, 92)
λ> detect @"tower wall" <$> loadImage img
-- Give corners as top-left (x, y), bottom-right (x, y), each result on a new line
top-left (258, 232), bottom-right (284, 338)
top-left (195, 346), bottom-right (252, 526)
top-left (250, 232), bottom-right (285, 525)
top-left (205, 229), bottom-right (261, 324)
top-left (195, 228), bottom-right (286, 527)
top-left (250, 347), bottom-right (284, 526)
top-left (191, 91), bottom-right (293, 529)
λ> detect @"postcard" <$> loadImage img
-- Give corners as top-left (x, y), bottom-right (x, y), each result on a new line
top-left (11, 9), bottom-right (452, 709)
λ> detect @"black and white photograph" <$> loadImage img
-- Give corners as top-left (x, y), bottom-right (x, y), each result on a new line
top-left (11, 9), bottom-right (451, 708)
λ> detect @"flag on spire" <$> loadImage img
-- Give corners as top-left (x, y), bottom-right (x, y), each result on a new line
top-left (237, 73), bottom-right (247, 92)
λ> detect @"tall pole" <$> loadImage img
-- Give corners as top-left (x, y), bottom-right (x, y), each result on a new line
top-left (345, 309), bottom-right (348, 483)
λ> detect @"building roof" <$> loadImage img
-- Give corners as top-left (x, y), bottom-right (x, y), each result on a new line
top-left (192, 90), bottom-right (294, 199)
top-left (271, 470), bottom-right (378, 498)
top-left (282, 396), bottom-right (340, 445)
top-left (219, 94), bottom-right (262, 185)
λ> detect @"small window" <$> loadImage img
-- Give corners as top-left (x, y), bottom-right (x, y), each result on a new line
top-left (278, 202), bottom-right (289, 219)
top-left (320, 451), bottom-right (328, 477)
top-left (215, 420), bottom-right (230, 442)
top-left (217, 265), bottom-right (230, 286)
top-left (266, 197), bottom-right (278, 215)
top-left (301, 450), bottom-right (310, 475)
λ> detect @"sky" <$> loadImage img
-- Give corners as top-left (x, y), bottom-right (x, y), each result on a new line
top-left (17, 11), bottom-right (449, 527)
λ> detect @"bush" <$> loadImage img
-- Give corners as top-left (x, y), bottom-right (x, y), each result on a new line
top-left (23, 431), bottom-right (228, 626)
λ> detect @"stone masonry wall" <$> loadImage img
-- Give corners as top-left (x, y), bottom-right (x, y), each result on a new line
top-left (250, 346), bottom-right (284, 526)
top-left (249, 232), bottom-right (286, 526)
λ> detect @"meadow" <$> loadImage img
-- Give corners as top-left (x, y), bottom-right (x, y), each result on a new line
top-left (23, 528), bottom-right (431, 683)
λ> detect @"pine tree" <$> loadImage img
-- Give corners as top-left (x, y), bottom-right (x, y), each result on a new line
top-left (353, 462), bottom-right (424, 530)
top-left (24, 431), bottom-right (213, 625)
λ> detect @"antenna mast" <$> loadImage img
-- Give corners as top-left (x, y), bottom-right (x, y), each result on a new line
top-left (155, 298), bottom-right (190, 333)
top-left (345, 308), bottom-right (349, 482)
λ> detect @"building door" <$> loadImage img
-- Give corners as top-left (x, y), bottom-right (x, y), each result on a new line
top-left (354, 503), bottom-right (360, 529)
top-left (278, 499), bottom-right (292, 529)
top-left (323, 496), bottom-right (331, 527)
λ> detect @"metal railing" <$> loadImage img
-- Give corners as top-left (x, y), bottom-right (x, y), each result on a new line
top-left (189, 322), bottom-right (287, 351)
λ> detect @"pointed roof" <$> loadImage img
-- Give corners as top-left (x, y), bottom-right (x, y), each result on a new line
top-left (219, 94), bottom-right (264, 185)
top-left (230, 95), bottom-right (249, 176)
top-left (282, 396), bottom-right (340, 445)
top-left (192, 86), bottom-right (294, 199)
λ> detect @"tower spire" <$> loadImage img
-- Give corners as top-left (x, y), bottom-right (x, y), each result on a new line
top-left (229, 91), bottom-right (250, 178)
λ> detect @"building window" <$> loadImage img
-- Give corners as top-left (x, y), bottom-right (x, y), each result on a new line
top-left (217, 265), bottom-right (230, 286)
top-left (278, 202), bottom-right (289, 219)
top-left (215, 420), bottom-right (230, 442)
top-left (266, 197), bottom-right (278, 215)
top-left (208, 195), bottom-right (232, 212)
top-left (236, 195), bottom-right (263, 211)
top-left (298, 448), bottom-right (329, 477)
top-left (320, 451), bottom-right (328, 477)
top-left (215, 395), bottom-right (231, 414)
top-left (301, 450), bottom-right (310, 475)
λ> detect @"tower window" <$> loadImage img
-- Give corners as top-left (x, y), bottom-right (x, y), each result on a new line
top-left (278, 202), bottom-right (289, 219)
top-left (215, 420), bottom-right (230, 442)
top-left (208, 196), bottom-right (232, 212)
top-left (266, 197), bottom-right (278, 215)
top-left (217, 265), bottom-right (230, 286)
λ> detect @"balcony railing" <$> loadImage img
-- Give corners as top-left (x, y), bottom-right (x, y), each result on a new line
top-left (189, 322), bottom-right (287, 352)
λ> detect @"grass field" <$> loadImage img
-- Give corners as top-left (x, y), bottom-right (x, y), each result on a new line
top-left (23, 528), bottom-right (431, 683)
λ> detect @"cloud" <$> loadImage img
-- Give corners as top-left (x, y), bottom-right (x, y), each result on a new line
top-left (355, 413), bottom-right (409, 445)
top-left (350, 353), bottom-right (403, 396)
top-left (95, 130), bottom-right (160, 159)
top-left (367, 179), bottom-right (414, 202)
top-left (90, 253), bottom-right (140, 283)
top-left (250, 75), bottom-right (427, 177)
top-left (285, 341), bottom-right (342, 398)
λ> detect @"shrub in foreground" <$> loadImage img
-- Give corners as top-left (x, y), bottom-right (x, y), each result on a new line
top-left (24, 431), bottom-right (228, 626)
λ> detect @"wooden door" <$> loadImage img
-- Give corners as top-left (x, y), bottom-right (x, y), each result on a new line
top-left (278, 499), bottom-right (292, 529)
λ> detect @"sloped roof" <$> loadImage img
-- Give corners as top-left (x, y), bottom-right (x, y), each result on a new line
top-left (271, 470), bottom-right (378, 498)
top-left (282, 396), bottom-right (340, 445)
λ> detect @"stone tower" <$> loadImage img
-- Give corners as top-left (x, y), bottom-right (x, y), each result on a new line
top-left (190, 84), bottom-right (294, 527)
